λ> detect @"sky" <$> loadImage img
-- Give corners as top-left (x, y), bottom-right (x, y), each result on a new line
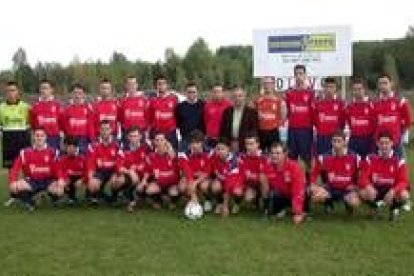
top-left (0, 0), bottom-right (412, 70)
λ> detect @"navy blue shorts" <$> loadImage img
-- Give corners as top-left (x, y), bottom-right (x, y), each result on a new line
top-left (259, 128), bottom-right (280, 152)
top-left (270, 192), bottom-right (291, 214)
top-left (348, 136), bottom-right (373, 158)
top-left (327, 187), bottom-right (353, 202)
top-left (316, 135), bottom-right (332, 155)
top-left (288, 128), bottom-right (313, 162)
top-left (26, 178), bottom-right (53, 193)
top-left (374, 186), bottom-right (392, 201)
top-left (93, 169), bottom-right (115, 185)
top-left (73, 136), bottom-right (89, 155)
top-left (47, 135), bottom-right (61, 151)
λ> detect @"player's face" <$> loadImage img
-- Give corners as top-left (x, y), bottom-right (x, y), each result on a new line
top-left (186, 86), bottom-right (198, 101)
top-left (332, 136), bottom-right (346, 152)
top-left (262, 77), bottom-right (275, 94)
top-left (128, 131), bottom-right (141, 146)
top-left (378, 77), bottom-right (392, 94)
top-left (189, 141), bottom-right (203, 154)
top-left (66, 144), bottom-right (78, 155)
top-left (324, 83), bottom-right (337, 97)
top-left (33, 130), bottom-right (47, 146)
top-left (100, 124), bottom-right (112, 139)
top-left (154, 134), bottom-right (167, 151)
top-left (39, 83), bottom-right (53, 98)
top-left (6, 85), bottom-right (19, 102)
top-left (99, 82), bottom-right (112, 98)
top-left (270, 146), bottom-right (285, 165)
top-left (215, 143), bottom-right (230, 159)
top-left (245, 138), bottom-right (259, 155)
top-left (377, 137), bottom-right (393, 155)
top-left (352, 83), bottom-right (365, 99)
top-left (294, 68), bottom-right (306, 84)
top-left (72, 88), bottom-right (85, 103)
top-left (156, 79), bottom-right (168, 93)
top-left (211, 86), bottom-right (223, 100)
top-left (233, 89), bottom-right (245, 107)
top-left (126, 78), bottom-right (138, 93)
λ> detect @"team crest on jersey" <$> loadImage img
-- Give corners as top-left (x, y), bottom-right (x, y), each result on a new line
top-left (391, 103), bottom-right (396, 110)
top-left (272, 103), bottom-right (276, 110)
top-left (168, 160), bottom-right (172, 166)
top-left (200, 160), bottom-right (205, 167)
top-left (303, 95), bottom-right (309, 102)
top-left (111, 149), bottom-right (116, 156)
top-left (284, 172), bottom-right (291, 182)
top-left (168, 102), bottom-right (173, 108)
top-left (51, 106), bottom-right (56, 113)
top-left (333, 104), bottom-right (338, 111)
top-left (154, 169), bottom-right (159, 179)
top-left (364, 108), bottom-right (369, 115)
top-left (45, 155), bottom-right (49, 162)
top-left (389, 166), bottom-right (395, 173)
top-left (112, 105), bottom-right (116, 112)
top-left (345, 163), bottom-right (351, 171)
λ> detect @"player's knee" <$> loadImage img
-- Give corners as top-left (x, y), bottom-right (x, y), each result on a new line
top-left (359, 186), bottom-right (376, 201)
top-left (199, 180), bottom-right (210, 193)
top-left (233, 187), bottom-right (244, 198)
top-left (169, 186), bottom-right (180, 197)
top-left (211, 180), bottom-right (222, 194)
top-left (346, 193), bottom-right (361, 207)
top-left (146, 183), bottom-right (160, 195)
top-left (397, 189), bottom-right (410, 201)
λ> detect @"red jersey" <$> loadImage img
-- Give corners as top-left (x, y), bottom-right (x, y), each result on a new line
top-left (90, 98), bottom-right (119, 138)
top-left (344, 98), bottom-right (375, 137)
top-left (263, 158), bottom-right (305, 215)
top-left (237, 152), bottom-right (266, 184)
top-left (148, 94), bottom-right (178, 132)
top-left (9, 146), bottom-right (61, 183)
top-left (313, 97), bottom-right (345, 136)
top-left (145, 152), bottom-right (192, 186)
top-left (203, 99), bottom-right (232, 139)
top-left (116, 145), bottom-right (148, 177)
top-left (87, 140), bottom-right (119, 172)
top-left (58, 154), bottom-right (87, 180)
top-left (285, 88), bottom-right (314, 128)
top-left (372, 94), bottom-right (411, 145)
top-left (178, 152), bottom-right (211, 178)
top-left (61, 102), bottom-right (92, 137)
top-left (118, 95), bottom-right (149, 130)
top-left (359, 153), bottom-right (408, 193)
top-left (30, 99), bottom-right (62, 136)
top-left (310, 151), bottom-right (360, 190)
top-left (209, 153), bottom-right (238, 182)
top-left (255, 95), bottom-right (283, 130)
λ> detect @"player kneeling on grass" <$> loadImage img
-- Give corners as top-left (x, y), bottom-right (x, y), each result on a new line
top-left (115, 126), bottom-right (149, 212)
top-left (235, 134), bottom-right (269, 215)
top-left (140, 132), bottom-right (193, 210)
top-left (8, 127), bottom-right (65, 211)
top-left (262, 142), bottom-right (306, 224)
top-left (310, 130), bottom-right (361, 214)
top-left (209, 137), bottom-right (239, 216)
top-left (359, 131), bottom-right (410, 220)
top-left (178, 130), bottom-right (212, 211)
top-left (86, 120), bottom-right (119, 204)
top-left (59, 136), bottom-right (87, 205)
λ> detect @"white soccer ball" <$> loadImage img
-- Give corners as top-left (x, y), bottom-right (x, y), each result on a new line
top-left (184, 201), bottom-right (204, 220)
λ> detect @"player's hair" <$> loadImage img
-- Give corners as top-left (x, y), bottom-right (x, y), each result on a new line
top-left (211, 83), bottom-right (223, 90)
top-left (270, 142), bottom-right (288, 153)
top-left (244, 132), bottom-right (259, 143)
top-left (332, 129), bottom-right (346, 140)
top-left (70, 83), bottom-right (85, 92)
top-left (39, 79), bottom-right (54, 87)
top-left (324, 77), bottom-right (337, 85)
top-left (126, 126), bottom-right (141, 135)
top-left (185, 81), bottom-right (197, 89)
top-left (153, 74), bottom-right (167, 85)
top-left (100, 119), bottom-right (111, 126)
top-left (126, 75), bottom-right (136, 80)
top-left (100, 77), bottom-right (112, 84)
top-left (216, 136), bottom-right (230, 147)
top-left (153, 131), bottom-right (166, 139)
top-left (262, 76), bottom-right (275, 83)
top-left (32, 126), bottom-right (47, 134)
top-left (378, 73), bottom-right (392, 81)
top-left (6, 81), bottom-right (18, 88)
top-left (64, 136), bottom-right (79, 147)
top-left (294, 64), bottom-right (306, 74)
top-left (351, 76), bottom-right (366, 86)
top-left (189, 130), bottom-right (205, 143)
top-left (377, 131), bottom-right (393, 141)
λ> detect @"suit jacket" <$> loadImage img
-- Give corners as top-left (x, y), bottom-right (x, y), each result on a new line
top-left (219, 105), bottom-right (258, 151)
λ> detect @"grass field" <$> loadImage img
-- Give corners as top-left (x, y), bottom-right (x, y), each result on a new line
top-left (1, 151), bottom-right (414, 275)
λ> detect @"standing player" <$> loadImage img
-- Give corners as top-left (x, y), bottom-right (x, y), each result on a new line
top-left (372, 74), bottom-right (411, 158)
top-left (254, 76), bottom-right (285, 152)
top-left (203, 84), bottom-right (232, 149)
top-left (313, 77), bottom-right (345, 155)
top-left (86, 120), bottom-right (119, 204)
top-left (118, 76), bottom-right (149, 145)
top-left (61, 83), bottom-right (92, 154)
top-left (359, 132), bottom-right (410, 220)
top-left (30, 80), bottom-right (62, 150)
top-left (89, 78), bottom-right (119, 140)
top-left (310, 131), bottom-right (361, 214)
top-left (148, 75), bottom-right (179, 149)
top-left (344, 77), bottom-right (375, 158)
top-left (262, 142), bottom-right (306, 224)
top-left (8, 127), bottom-right (65, 211)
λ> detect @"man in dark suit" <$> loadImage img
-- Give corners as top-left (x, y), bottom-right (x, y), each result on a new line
top-left (220, 88), bottom-right (259, 152)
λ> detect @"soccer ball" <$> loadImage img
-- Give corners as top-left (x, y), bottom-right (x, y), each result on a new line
top-left (184, 201), bottom-right (204, 220)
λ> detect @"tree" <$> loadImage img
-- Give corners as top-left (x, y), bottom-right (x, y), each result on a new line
top-left (383, 53), bottom-right (400, 89)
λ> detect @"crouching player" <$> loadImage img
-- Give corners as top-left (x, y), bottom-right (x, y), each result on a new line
top-left (178, 130), bottom-right (212, 211)
top-left (86, 120), bottom-right (119, 204)
top-left (115, 127), bottom-right (148, 212)
top-left (8, 127), bottom-right (65, 211)
top-left (59, 136), bottom-right (87, 204)
top-left (235, 134), bottom-right (269, 214)
top-left (209, 137), bottom-right (240, 216)
top-left (359, 132), bottom-right (410, 220)
top-left (140, 132), bottom-right (192, 209)
top-left (262, 142), bottom-right (306, 224)
top-left (309, 130), bottom-right (361, 214)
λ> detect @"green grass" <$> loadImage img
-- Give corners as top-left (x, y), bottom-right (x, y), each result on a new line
top-left (1, 151), bottom-right (414, 275)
